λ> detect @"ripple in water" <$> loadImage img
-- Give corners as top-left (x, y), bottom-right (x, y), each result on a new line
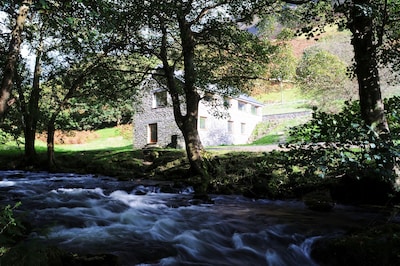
top-left (0, 170), bottom-right (384, 265)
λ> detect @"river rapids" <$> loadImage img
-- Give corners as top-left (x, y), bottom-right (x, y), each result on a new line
top-left (0, 170), bottom-right (389, 265)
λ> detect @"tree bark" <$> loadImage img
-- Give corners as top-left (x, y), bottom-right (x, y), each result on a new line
top-left (47, 114), bottom-right (57, 170)
top-left (348, 0), bottom-right (393, 175)
top-left (177, 15), bottom-right (207, 178)
top-left (158, 13), bottom-right (210, 196)
top-left (349, 0), bottom-right (389, 134)
top-left (24, 35), bottom-right (43, 164)
top-left (0, 1), bottom-right (33, 119)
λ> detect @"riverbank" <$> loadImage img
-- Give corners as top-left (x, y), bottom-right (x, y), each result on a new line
top-left (1, 147), bottom-right (400, 265)
top-left (0, 144), bottom-right (398, 205)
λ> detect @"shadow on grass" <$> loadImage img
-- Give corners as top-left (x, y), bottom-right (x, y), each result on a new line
top-left (0, 144), bottom-right (188, 181)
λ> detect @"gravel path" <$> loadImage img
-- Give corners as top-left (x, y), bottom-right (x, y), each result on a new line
top-left (207, 144), bottom-right (285, 152)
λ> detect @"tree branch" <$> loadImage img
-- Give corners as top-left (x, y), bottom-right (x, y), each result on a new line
top-left (190, 1), bottom-right (228, 26)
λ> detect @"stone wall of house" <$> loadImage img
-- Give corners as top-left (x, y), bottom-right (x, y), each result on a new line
top-left (133, 80), bottom-right (184, 149)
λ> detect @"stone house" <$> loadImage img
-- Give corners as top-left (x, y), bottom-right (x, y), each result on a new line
top-left (133, 76), bottom-right (264, 148)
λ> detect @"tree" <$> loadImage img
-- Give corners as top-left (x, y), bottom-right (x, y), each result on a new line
top-left (35, 0), bottom-right (150, 168)
top-left (0, 0), bottom-right (33, 119)
top-left (22, 23), bottom-right (46, 164)
top-left (126, 1), bottom-right (274, 194)
top-left (295, 0), bottom-right (400, 133)
top-left (296, 49), bottom-right (353, 111)
top-left (345, 0), bottom-right (389, 133)
top-left (0, 0), bottom-right (148, 167)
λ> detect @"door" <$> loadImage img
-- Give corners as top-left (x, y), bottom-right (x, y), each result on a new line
top-left (149, 123), bottom-right (158, 143)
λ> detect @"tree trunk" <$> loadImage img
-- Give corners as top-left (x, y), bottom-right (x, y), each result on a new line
top-left (181, 100), bottom-right (206, 176)
top-left (47, 115), bottom-right (57, 170)
top-left (349, 0), bottom-right (389, 134)
top-left (349, 0), bottom-right (393, 175)
top-left (158, 13), bottom-right (210, 197)
top-left (0, 1), bottom-right (33, 119)
top-left (24, 36), bottom-right (43, 164)
top-left (178, 15), bottom-right (210, 196)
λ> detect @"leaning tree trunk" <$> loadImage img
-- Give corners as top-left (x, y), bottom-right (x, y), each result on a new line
top-left (157, 13), bottom-right (211, 197)
top-left (24, 36), bottom-right (43, 164)
top-left (177, 15), bottom-right (210, 197)
top-left (350, 0), bottom-right (389, 134)
top-left (0, 1), bottom-right (33, 119)
top-left (181, 118), bottom-right (210, 198)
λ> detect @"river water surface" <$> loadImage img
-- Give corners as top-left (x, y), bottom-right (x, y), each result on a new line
top-left (0, 170), bottom-right (389, 265)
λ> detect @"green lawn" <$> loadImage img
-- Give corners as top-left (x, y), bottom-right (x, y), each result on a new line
top-left (254, 87), bottom-right (311, 115)
top-left (1, 126), bottom-right (133, 154)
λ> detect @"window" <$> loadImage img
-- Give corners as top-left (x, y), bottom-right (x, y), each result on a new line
top-left (228, 121), bottom-right (234, 133)
top-left (148, 123), bottom-right (158, 143)
top-left (153, 90), bottom-right (167, 108)
top-left (223, 97), bottom-right (231, 108)
top-left (199, 116), bottom-right (207, 129)
top-left (238, 101), bottom-right (246, 112)
top-left (251, 105), bottom-right (258, 115)
top-left (241, 123), bottom-right (246, 134)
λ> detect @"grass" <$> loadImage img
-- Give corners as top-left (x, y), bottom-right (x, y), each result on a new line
top-left (250, 114), bottom-right (311, 145)
top-left (253, 87), bottom-right (311, 115)
top-left (55, 126), bottom-right (133, 152)
top-left (262, 101), bottom-right (310, 115)
top-left (252, 134), bottom-right (281, 145)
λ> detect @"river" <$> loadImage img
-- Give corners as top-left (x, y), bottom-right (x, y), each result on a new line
top-left (0, 170), bottom-right (390, 265)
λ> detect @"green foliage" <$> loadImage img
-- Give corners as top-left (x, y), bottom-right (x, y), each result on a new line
top-left (284, 98), bottom-right (400, 202)
top-left (0, 202), bottom-right (24, 251)
top-left (289, 101), bottom-right (362, 143)
top-left (269, 43), bottom-right (297, 81)
top-left (296, 48), bottom-right (351, 111)
top-left (276, 28), bottom-right (295, 41)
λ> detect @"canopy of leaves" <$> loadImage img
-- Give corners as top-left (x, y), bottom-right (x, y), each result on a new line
top-left (125, 0), bottom-right (276, 95)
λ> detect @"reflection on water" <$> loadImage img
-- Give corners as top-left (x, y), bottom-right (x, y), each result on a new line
top-left (0, 170), bottom-right (386, 265)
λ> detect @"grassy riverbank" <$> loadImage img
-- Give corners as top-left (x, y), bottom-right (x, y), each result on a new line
top-left (0, 125), bottom-right (398, 204)
top-left (2, 128), bottom-right (400, 266)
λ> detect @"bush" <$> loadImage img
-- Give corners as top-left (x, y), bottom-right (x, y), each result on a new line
top-left (0, 202), bottom-right (24, 247)
top-left (283, 99), bottom-right (400, 204)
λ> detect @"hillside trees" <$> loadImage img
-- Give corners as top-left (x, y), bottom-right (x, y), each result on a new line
top-left (265, 0), bottom-right (399, 134)
top-left (281, 0), bottom-right (400, 193)
top-left (312, 0), bottom-right (399, 133)
top-left (125, 1), bottom-right (275, 192)
top-left (296, 49), bottom-right (353, 111)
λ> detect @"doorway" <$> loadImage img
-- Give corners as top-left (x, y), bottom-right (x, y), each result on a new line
top-left (148, 123), bottom-right (158, 143)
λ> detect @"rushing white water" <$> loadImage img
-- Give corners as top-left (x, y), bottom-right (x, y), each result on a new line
top-left (0, 170), bottom-right (386, 265)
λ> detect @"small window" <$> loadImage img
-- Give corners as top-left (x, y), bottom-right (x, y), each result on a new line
top-left (228, 121), bottom-right (234, 133)
top-left (153, 90), bottom-right (167, 108)
top-left (199, 116), bottom-right (207, 129)
top-left (251, 105), bottom-right (258, 115)
top-left (238, 101), bottom-right (246, 112)
top-left (241, 123), bottom-right (246, 134)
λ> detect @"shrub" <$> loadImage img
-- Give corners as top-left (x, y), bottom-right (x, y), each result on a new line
top-left (282, 99), bottom-right (400, 203)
